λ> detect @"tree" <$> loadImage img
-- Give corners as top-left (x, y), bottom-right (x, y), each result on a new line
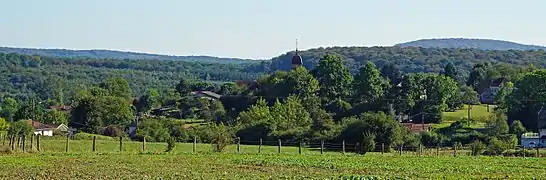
top-left (136, 118), bottom-right (170, 142)
top-left (361, 132), bottom-right (376, 154)
top-left (460, 86), bottom-right (480, 126)
top-left (7, 120), bottom-right (33, 137)
top-left (314, 54), bottom-right (353, 104)
top-left (509, 120), bottom-right (526, 136)
top-left (443, 62), bottom-right (458, 82)
top-left (176, 78), bottom-right (193, 96)
top-left (507, 70), bottom-right (546, 131)
top-left (467, 63), bottom-right (490, 93)
top-left (487, 110), bottom-right (509, 136)
top-left (136, 89), bottom-right (160, 113)
top-left (352, 62), bottom-right (389, 112)
top-left (100, 77), bottom-right (132, 99)
top-left (269, 96), bottom-right (312, 140)
top-left (13, 99), bottom-right (43, 122)
top-left (257, 67), bottom-right (319, 98)
top-left (410, 73), bottom-right (459, 123)
top-left (0, 117), bottom-right (9, 132)
top-left (42, 109), bottom-right (68, 125)
top-left (0, 98), bottom-right (19, 121)
top-left (339, 112), bottom-right (402, 149)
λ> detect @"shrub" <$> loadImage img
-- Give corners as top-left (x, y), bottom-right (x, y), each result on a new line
top-left (0, 145), bottom-right (13, 155)
top-left (136, 119), bottom-right (170, 142)
top-left (483, 137), bottom-right (510, 156)
top-left (361, 132), bottom-right (375, 154)
top-left (165, 137), bottom-right (176, 152)
top-left (212, 123), bottom-right (232, 153)
top-left (103, 125), bottom-right (123, 137)
top-left (7, 121), bottom-right (33, 137)
top-left (469, 140), bottom-right (485, 156)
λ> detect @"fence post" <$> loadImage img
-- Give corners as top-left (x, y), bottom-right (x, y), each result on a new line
top-left (2, 134), bottom-right (4, 146)
top-left (22, 135), bottom-right (26, 152)
top-left (418, 144), bottom-right (422, 156)
top-left (92, 136), bottom-right (96, 152)
top-left (522, 146), bottom-right (525, 158)
top-left (277, 139), bottom-right (281, 154)
top-left (142, 137), bottom-right (146, 152)
top-left (36, 135), bottom-right (40, 151)
top-left (399, 145), bottom-right (403, 156)
top-left (11, 136), bottom-right (14, 151)
top-left (381, 143), bottom-right (385, 154)
top-left (298, 141), bottom-right (302, 155)
top-left (65, 135), bottom-right (69, 152)
top-left (342, 140), bottom-right (345, 154)
top-left (237, 137), bottom-right (241, 153)
top-left (320, 140), bottom-right (324, 155)
top-left (453, 144), bottom-right (457, 157)
top-left (537, 147), bottom-right (540, 158)
top-left (119, 136), bottom-right (123, 152)
top-left (436, 146), bottom-right (439, 156)
top-left (30, 135), bottom-right (34, 150)
top-left (259, 138), bottom-right (262, 153)
top-left (193, 136), bottom-right (196, 153)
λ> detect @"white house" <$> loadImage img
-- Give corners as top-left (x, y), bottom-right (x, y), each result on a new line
top-left (24, 120), bottom-right (70, 137)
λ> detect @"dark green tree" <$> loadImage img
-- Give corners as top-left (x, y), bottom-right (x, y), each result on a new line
top-left (443, 62), bottom-right (458, 82)
top-left (100, 77), bottom-right (132, 99)
top-left (352, 62), bottom-right (389, 113)
top-left (0, 98), bottom-right (19, 122)
top-left (314, 54), bottom-right (353, 104)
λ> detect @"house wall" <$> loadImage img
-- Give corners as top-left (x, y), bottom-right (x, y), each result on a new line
top-left (521, 138), bottom-right (540, 148)
top-left (34, 130), bottom-right (53, 136)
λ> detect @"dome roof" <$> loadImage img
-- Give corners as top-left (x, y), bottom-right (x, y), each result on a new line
top-left (291, 52), bottom-right (303, 65)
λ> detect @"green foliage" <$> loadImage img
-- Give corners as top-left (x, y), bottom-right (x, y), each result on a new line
top-left (42, 109), bottom-right (68, 125)
top-left (136, 88), bottom-right (160, 113)
top-left (99, 77), bottom-right (133, 99)
top-left (509, 120), bottom-right (526, 136)
top-left (339, 112), bottom-right (401, 148)
top-left (314, 54), bottom-right (353, 103)
top-left (507, 69), bottom-right (546, 131)
top-left (469, 140), bottom-right (485, 156)
top-left (486, 110), bottom-right (509, 136)
top-left (0, 118), bottom-right (9, 132)
top-left (361, 132), bottom-right (376, 154)
top-left (352, 62), bottom-right (388, 105)
top-left (269, 96), bottom-right (312, 139)
top-left (136, 118), bottom-right (171, 142)
top-left (7, 120), bottom-right (33, 137)
top-left (484, 137), bottom-right (511, 156)
top-left (419, 131), bottom-right (444, 147)
top-left (73, 132), bottom-right (117, 141)
top-left (165, 137), bottom-right (177, 152)
top-left (443, 62), bottom-right (459, 82)
top-left (103, 125), bottom-right (124, 137)
top-left (212, 123), bottom-right (232, 152)
top-left (0, 98), bottom-right (19, 122)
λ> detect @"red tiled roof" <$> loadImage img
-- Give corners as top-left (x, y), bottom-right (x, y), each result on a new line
top-left (48, 105), bottom-right (72, 111)
top-left (23, 120), bottom-right (57, 130)
top-left (401, 123), bottom-right (432, 133)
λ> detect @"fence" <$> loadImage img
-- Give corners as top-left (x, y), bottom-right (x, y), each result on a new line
top-left (1, 134), bottom-right (545, 158)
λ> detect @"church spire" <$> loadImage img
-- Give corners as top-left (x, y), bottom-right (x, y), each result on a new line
top-left (291, 38), bottom-right (303, 69)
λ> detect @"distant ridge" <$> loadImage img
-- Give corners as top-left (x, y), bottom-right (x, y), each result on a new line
top-left (395, 38), bottom-right (546, 51)
top-left (0, 47), bottom-right (261, 64)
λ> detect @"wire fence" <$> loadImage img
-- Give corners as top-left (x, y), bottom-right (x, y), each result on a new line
top-left (2, 134), bottom-right (545, 158)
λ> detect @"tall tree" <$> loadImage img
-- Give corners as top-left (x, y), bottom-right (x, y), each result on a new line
top-left (314, 54), bottom-right (353, 104)
top-left (0, 98), bottom-right (19, 122)
top-left (137, 89), bottom-right (160, 113)
top-left (100, 77), bottom-right (132, 99)
top-left (507, 70), bottom-right (546, 131)
top-left (443, 62), bottom-right (458, 82)
top-left (175, 78), bottom-right (193, 96)
top-left (353, 62), bottom-right (388, 105)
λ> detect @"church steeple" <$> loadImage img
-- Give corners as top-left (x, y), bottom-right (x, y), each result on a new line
top-left (291, 39), bottom-right (303, 69)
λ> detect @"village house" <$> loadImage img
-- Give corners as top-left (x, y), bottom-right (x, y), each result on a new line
top-left (521, 108), bottom-right (546, 148)
top-left (480, 77), bottom-right (509, 104)
top-left (24, 120), bottom-right (71, 136)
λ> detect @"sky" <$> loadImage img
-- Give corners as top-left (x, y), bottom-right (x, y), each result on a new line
top-left (1, 0), bottom-right (546, 59)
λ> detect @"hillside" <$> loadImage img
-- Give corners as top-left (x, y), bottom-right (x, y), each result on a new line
top-left (395, 38), bottom-right (546, 51)
top-left (0, 47), bottom-right (259, 64)
top-left (270, 46), bottom-right (546, 75)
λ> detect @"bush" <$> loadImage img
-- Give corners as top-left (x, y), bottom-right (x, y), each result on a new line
top-left (212, 123), bottom-right (232, 152)
top-left (136, 119), bottom-right (170, 142)
top-left (0, 145), bottom-right (13, 155)
top-left (420, 131), bottom-right (445, 147)
top-left (361, 132), bottom-right (375, 154)
top-left (483, 137), bottom-right (510, 156)
top-left (469, 140), bottom-right (485, 156)
top-left (7, 121), bottom-right (33, 137)
top-left (103, 125), bottom-right (123, 137)
top-left (165, 137), bottom-right (176, 152)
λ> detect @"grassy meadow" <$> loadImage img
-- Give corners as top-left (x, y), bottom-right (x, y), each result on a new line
top-left (440, 104), bottom-right (494, 129)
top-left (1, 138), bottom-right (545, 179)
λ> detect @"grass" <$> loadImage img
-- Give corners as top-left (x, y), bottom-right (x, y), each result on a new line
top-left (439, 104), bottom-right (494, 129)
top-left (1, 139), bottom-right (546, 179)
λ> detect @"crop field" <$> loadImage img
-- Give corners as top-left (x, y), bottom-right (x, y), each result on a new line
top-left (1, 139), bottom-right (546, 179)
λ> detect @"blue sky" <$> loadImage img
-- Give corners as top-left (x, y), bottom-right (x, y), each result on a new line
top-left (1, 0), bottom-right (545, 59)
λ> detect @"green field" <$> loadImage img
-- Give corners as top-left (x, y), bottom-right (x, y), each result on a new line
top-left (1, 139), bottom-right (545, 179)
top-left (440, 104), bottom-right (494, 129)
